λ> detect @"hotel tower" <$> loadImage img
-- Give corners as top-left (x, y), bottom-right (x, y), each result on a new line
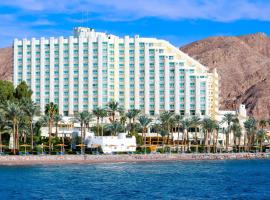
top-left (13, 27), bottom-right (219, 118)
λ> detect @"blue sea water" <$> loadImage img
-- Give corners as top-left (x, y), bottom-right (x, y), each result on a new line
top-left (0, 159), bottom-right (270, 199)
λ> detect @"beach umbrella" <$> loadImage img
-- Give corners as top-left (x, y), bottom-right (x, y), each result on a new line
top-left (56, 144), bottom-right (68, 147)
top-left (90, 144), bottom-right (100, 148)
top-left (38, 144), bottom-right (49, 154)
top-left (20, 144), bottom-right (31, 155)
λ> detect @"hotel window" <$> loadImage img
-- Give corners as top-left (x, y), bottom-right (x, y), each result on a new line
top-left (200, 82), bottom-right (206, 87)
top-left (200, 90), bottom-right (206, 94)
top-left (149, 49), bottom-right (154, 54)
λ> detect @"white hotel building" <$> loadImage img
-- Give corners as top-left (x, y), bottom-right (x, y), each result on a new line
top-left (13, 27), bottom-right (219, 119)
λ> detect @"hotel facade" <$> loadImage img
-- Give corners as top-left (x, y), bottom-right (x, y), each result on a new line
top-left (13, 27), bottom-right (219, 118)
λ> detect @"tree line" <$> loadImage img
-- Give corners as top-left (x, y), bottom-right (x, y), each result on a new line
top-left (0, 80), bottom-right (268, 154)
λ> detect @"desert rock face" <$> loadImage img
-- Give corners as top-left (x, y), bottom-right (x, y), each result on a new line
top-left (1, 33), bottom-right (270, 119)
top-left (0, 47), bottom-right (12, 81)
top-left (181, 33), bottom-right (270, 119)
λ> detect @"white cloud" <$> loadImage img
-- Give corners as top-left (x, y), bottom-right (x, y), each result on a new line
top-left (1, 0), bottom-right (270, 22)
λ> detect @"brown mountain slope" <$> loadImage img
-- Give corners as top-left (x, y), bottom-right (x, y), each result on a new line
top-left (181, 33), bottom-right (270, 119)
top-left (0, 47), bottom-right (12, 81)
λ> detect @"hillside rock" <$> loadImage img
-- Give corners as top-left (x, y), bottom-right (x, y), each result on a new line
top-left (181, 33), bottom-right (270, 119)
top-left (0, 47), bottom-right (12, 81)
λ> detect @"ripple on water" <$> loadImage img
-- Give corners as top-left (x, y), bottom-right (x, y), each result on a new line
top-left (0, 159), bottom-right (270, 199)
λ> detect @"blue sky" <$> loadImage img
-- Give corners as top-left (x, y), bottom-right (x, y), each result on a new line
top-left (0, 0), bottom-right (270, 47)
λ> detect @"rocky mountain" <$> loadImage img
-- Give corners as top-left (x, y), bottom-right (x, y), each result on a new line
top-left (181, 32), bottom-right (270, 119)
top-left (1, 33), bottom-right (270, 119)
top-left (0, 47), bottom-right (12, 81)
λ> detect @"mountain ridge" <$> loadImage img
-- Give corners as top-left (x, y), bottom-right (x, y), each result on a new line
top-left (181, 32), bottom-right (270, 119)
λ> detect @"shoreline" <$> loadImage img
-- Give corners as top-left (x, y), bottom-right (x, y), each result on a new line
top-left (0, 153), bottom-right (269, 166)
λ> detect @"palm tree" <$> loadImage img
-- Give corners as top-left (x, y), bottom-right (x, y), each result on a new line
top-left (174, 114), bottom-right (183, 151)
top-left (259, 119), bottom-right (267, 129)
top-left (244, 117), bottom-right (257, 150)
top-left (105, 121), bottom-right (123, 136)
top-left (126, 109), bottom-right (141, 135)
top-left (181, 118), bottom-right (192, 151)
top-left (201, 118), bottom-right (216, 152)
top-left (231, 122), bottom-right (242, 147)
top-left (0, 112), bottom-right (8, 153)
top-left (75, 111), bottom-right (91, 154)
top-left (93, 107), bottom-right (104, 136)
top-left (168, 116), bottom-right (176, 144)
top-left (54, 114), bottom-right (62, 137)
top-left (152, 121), bottom-right (161, 146)
top-left (107, 100), bottom-right (121, 123)
top-left (159, 111), bottom-right (174, 144)
top-left (256, 129), bottom-right (267, 152)
top-left (159, 129), bottom-right (169, 152)
top-left (191, 115), bottom-right (201, 145)
top-left (100, 109), bottom-right (107, 136)
top-left (221, 113), bottom-right (236, 150)
top-left (45, 102), bottom-right (58, 154)
top-left (23, 100), bottom-right (39, 152)
top-left (213, 122), bottom-right (220, 153)
top-left (119, 112), bottom-right (127, 133)
top-left (138, 115), bottom-right (152, 154)
top-left (3, 101), bottom-right (22, 154)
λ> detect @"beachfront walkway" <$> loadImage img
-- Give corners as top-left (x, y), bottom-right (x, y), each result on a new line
top-left (0, 153), bottom-right (269, 165)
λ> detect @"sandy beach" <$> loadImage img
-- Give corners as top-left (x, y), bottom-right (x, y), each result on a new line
top-left (0, 153), bottom-right (269, 166)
